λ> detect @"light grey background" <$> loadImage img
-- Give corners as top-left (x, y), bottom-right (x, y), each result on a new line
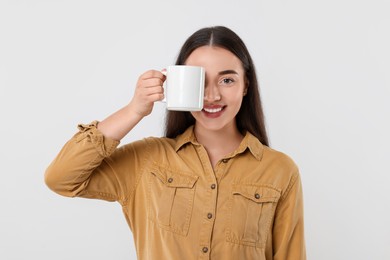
top-left (1, 0), bottom-right (389, 259)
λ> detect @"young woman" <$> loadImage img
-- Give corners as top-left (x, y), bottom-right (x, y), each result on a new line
top-left (45, 26), bottom-right (306, 260)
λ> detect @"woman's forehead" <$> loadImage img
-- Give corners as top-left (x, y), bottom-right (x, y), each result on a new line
top-left (185, 46), bottom-right (244, 74)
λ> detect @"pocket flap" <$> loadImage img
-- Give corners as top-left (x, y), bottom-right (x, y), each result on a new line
top-left (151, 166), bottom-right (198, 188)
top-left (232, 184), bottom-right (280, 203)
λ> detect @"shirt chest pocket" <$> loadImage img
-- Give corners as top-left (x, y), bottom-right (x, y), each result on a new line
top-left (226, 184), bottom-right (281, 248)
top-left (148, 166), bottom-right (198, 236)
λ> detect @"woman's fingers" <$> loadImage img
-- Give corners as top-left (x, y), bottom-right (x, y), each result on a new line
top-left (139, 70), bottom-right (166, 81)
top-left (140, 78), bottom-right (164, 88)
top-left (129, 70), bottom-right (166, 117)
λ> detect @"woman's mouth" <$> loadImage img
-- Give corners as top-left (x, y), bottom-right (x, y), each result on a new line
top-left (203, 107), bottom-right (223, 113)
top-left (202, 105), bottom-right (225, 118)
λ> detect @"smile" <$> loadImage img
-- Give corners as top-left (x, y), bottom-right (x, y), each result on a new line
top-left (203, 107), bottom-right (223, 113)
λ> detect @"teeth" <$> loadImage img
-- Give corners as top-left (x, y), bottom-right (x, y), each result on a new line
top-left (204, 107), bottom-right (223, 113)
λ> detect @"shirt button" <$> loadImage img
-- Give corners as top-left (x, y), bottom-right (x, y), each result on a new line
top-left (167, 178), bottom-right (173, 183)
top-left (202, 247), bottom-right (208, 253)
top-left (222, 159), bottom-right (229, 163)
top-left (207, 213), bottom-right (213, 219)
top-left (211, 184), bottom-right (216, 189)
top-left (255, 193), bottom-right (261, 199)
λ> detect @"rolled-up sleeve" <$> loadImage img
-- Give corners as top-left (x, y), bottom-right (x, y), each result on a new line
top-left (44, 121), bottom-right (147, 205)
top-left (272, 172), bottom-right (306, 260)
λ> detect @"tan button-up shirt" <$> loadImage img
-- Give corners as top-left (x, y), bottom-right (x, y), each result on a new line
top-left (45, 122), bottom-right (306, 260)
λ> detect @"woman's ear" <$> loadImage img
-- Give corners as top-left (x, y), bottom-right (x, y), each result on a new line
top-left (243, 77), bottom-right (249, 96)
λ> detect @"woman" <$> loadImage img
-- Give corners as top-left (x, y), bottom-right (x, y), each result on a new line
top-left (45, 26), bottom-right (306, 260)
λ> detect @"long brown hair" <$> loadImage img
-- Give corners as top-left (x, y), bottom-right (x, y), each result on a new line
top-left (165, 26), bottom-right (269, 146)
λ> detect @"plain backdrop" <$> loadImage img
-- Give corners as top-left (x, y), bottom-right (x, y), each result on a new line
top-left (1, 0), bottom-right (389, 259)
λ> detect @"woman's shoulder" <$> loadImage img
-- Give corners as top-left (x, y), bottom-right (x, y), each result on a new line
top-left (118, 136), bottom-right (176, 154)
top-left (144, 136), bottom-right (177, 149)
top-left (256, 146), bottom-right (302, 199)
top-left (261, 145), bottom-right (299, 173)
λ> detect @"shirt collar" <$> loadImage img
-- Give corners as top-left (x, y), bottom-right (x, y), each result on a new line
top-left (174, 125), bottom-right (198, 151)
top-left (174, 126), bottom-right (264, 161)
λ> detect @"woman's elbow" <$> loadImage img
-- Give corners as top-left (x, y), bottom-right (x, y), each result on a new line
top-left (44, 164), bottom-right (78, 197)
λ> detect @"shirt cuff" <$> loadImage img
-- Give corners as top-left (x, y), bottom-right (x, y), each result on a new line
top-left (75, 121), bottom-right (120, 157)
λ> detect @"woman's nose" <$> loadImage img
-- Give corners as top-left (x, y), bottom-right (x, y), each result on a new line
top-left (204, 84), bottom-right (221, 102)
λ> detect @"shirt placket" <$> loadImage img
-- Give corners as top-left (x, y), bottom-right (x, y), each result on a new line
top-left (195, 145), bottom-right (229, 260)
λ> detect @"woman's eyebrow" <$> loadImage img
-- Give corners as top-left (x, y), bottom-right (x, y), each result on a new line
top-left (218, 70), bottom-right (239, 75)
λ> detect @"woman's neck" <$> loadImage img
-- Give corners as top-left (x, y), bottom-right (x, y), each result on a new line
top-left (194, 123), bottom-right (244, 167)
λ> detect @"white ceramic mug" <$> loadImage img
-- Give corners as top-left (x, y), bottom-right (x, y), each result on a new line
top-left (163, 65), bottom-right (205, 111)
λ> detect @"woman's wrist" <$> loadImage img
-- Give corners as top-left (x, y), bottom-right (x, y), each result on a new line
top-left (97, 104), bottom-right (144, 141)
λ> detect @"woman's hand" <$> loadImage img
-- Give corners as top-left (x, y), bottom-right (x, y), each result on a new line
top-left (97, 69), bottom-right (165, 141)
top-left (128, 70), bottom-right (166, 117)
